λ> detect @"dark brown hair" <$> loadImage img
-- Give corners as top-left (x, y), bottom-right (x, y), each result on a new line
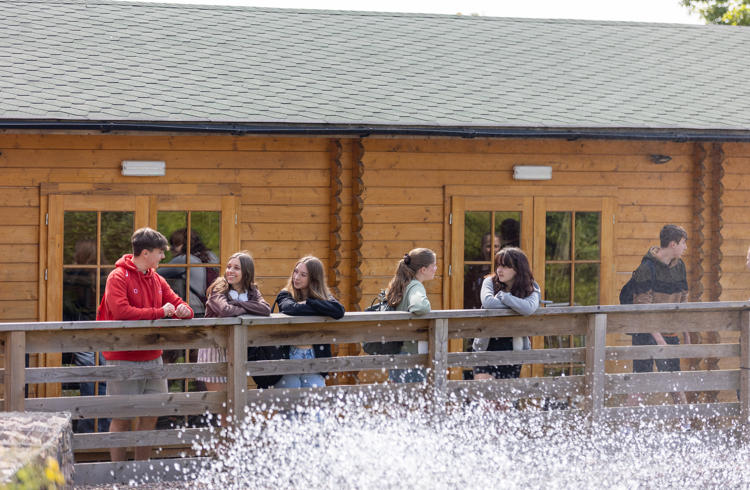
top-left (660, 224), bottom-right (688, 248)
top-left (132, 227), bottom-right (169, 256)
top-left (491, 247), bottom-right (535, 298)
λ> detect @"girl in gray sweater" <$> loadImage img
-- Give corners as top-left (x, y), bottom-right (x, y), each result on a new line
top-left (472, 247), bottom-right (540, 380)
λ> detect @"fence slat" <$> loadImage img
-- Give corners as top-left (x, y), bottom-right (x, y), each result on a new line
top-left (448, 348), bottom-right (585, 367)
top-left (74, 427), bottom-right (211, 450)
top-left (24, 391), bottom-right (224, 418)
top-left (606, 370), bottom-right (739, 394)
top-left (428, 318), bottom-right (449, 405)
top-left (448, 376), bottom-right (585, 399)
top-left (25, 326), bottom-right (227, 353)
top-left (25, 362), bottom-right (226, 383)
top-left (606, 310), bottom-right (740, 333)
top-left (585, 314), bottom-right (607, 421)
top-left (227, 324), bottom-right (247, 422)
top-left (248, 354), bottom-right (428, 376)
top-left (607, 343), bottom-right (739, 361)
top-left (4, 331), bottom-right (25, 411)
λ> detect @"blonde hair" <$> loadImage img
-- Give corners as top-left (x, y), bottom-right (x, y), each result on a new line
top-left (283, 256), bottom-right (332, 301)
top-left (385, 248), bottom-right (436, 308)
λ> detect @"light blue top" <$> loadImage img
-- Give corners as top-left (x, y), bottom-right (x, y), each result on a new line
top-left (398, 279), bottom-right (431, 354)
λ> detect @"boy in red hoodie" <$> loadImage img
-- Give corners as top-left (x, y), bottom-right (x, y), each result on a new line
top-left (97, 227), bottom-right (193, 461)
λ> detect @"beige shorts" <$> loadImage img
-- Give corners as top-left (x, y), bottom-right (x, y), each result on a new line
top-left (106, 358), bottom-right (168, 419)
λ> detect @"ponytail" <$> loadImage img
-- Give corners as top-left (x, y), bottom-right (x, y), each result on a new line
top-left (385, 248), bottom-right (436, 307)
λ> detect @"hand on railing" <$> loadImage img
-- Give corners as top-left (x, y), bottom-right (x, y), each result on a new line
top-left (163, 303), bottom-right (176, 318)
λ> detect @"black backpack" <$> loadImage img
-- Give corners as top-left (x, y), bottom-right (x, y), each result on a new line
top-left (619, 259), bottom-right (656, 305)
top-left (362, 290), bottom-right (403, 355)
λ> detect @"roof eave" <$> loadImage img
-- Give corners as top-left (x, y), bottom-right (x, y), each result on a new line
top-left (2, 120), bottom-right (750, 142)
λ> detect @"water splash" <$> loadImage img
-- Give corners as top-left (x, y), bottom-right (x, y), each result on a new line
top-left (176, 390), bottom-right (750, 489)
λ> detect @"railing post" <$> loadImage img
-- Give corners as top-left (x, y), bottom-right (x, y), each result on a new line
top-left (428, 318), bottom-right (449, 409)
top-left (227, 323), bottom-right (248, 424)
top-left (4, 330), bottom-right (26, 412)
top-left (740, 311), bottom-right (750, 427)
top-left (584, 314), bottom-right (607, 423)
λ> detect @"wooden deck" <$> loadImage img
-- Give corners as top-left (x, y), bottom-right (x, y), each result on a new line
top-left (2, 301), bottom-right (750, 485)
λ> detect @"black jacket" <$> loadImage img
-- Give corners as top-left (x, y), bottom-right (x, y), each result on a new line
top-left (274, 290), bottom-right (345, 319)
top-left (271, 290), bottom-right (345, 379)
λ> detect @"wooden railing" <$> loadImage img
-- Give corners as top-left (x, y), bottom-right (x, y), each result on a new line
top-left (2, 301), bottom-right (750, 483)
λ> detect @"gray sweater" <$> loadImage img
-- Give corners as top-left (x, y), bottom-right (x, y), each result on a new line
top-left (472, 277), bottom-right (540, 352)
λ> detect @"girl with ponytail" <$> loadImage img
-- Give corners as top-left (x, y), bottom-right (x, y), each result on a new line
top-left (385, 248), bottom-right (437, 383)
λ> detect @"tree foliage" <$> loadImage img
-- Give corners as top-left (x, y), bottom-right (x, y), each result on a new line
top-left (681, 0), bottom-right (750, 25)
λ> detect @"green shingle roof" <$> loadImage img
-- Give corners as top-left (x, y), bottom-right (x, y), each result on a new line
top-left (2, 0), bottom-right (750, 135)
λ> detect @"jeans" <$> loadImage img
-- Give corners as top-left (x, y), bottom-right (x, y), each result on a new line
top-left (274, 347), bottom-right (326, 388)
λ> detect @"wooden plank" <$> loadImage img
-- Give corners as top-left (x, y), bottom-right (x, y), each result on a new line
top-left (241, 186), bottom-right (330, 205)
top-left (584, 314), bottom-right (607, 421)
top-left (741, 311), bottom-right (750, 423)
top-left (0, 168), bottom-right (331, 187)
top-left (364, 187), bottom-right (444, 206)
top-left (73, 457), bottom-right (207, 486)
top-left (25, 362), bottom-right (227, 384)
top-left (0, 186), bottom-right (39, 206)
top-left (447, 348), bottom-right (585, 367)
top-left (25, 325), bottom-right (228, 353)
top-left (74, 427), bottom-right (211, 450)
top-left (0, 134), bottom-right (330, 151)
top-left (362, 138), bottom-right (694, 156)
top-left (245, 319), bottom-right (430, 347)
top-left (446, 315), bottom-right (588, 338)
top-left (0, 244), bottom-right (38, 263)
top-left (4, 331), bottom-right (25, 411)
top-left (0, 225), bottom-right (37, 244)
top-left (24, 391), bottom-right (225, 418)
top-left (241, 222), bottom-right (329, 241)
top-left (447, 376), bottom-right (585, 399)
top-left (362, 205), bottom-right (442, 223)
top-left (245, 383), bottom-right (426, 411)
top-left (617, 205), bottom-right (693, 224)
top-left (248, 354), bottom-right (428, 376)
top-left (227, 324), bottom-right (247, 422)
top-left (0, 283), bottom-right (38, 300)
top-left (606, 310), bottom-right (740, 333)
top-left (605, 402), bottom-right (740, 420)
top-left (363, 169), bottom-right (692, 190)
top-left (242, 204), bottom-right (331, 223)
top-left (605, 369), bottom-right (739, 395)
top-left (0, 300), bottom-right (37, 319)
top-left (0, 207), bottom-right (37, 225)
top-left (428, 319), bottom-right (449, 404)
top-left (364, 152), bottom-right (692, 173)
top-left (606, 343), bottom-right (739, 361)
top-left (242, 240), bottom-right (330, 259)
top-left (0, 263), bottom-right (36, 282)
top-left (1, 149), bottom-right (328, 169)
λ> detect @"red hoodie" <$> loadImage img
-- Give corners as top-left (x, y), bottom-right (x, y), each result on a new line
top-left (98, 254), bottom-right (194, 361)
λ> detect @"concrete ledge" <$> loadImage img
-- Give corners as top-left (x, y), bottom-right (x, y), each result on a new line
top-left (0, 412), bottom-right (73, 489)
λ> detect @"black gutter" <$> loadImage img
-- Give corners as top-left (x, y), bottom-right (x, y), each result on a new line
top-left (2, 120), bottom-right (750, 142)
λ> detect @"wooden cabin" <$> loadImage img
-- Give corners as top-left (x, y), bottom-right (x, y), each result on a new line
top-left (2, 2), bottom-right (750, 396)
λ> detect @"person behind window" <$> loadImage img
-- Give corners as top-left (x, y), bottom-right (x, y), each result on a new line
top-left (385, 248), bottom-right (438, 383)
top-left (273, 256), bottom-right (345, 388)
top-left (157, 228), bottom-right (218, 318)
top-left (197, 251), bottom-right (271, 424)
top-left (472, 247), bottom-right (540, 381)
top-left (464, 233), bottom-right (500, 310)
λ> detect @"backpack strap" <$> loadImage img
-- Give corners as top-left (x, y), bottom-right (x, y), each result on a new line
top-left (270, 299), bottom-right (278, 313)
